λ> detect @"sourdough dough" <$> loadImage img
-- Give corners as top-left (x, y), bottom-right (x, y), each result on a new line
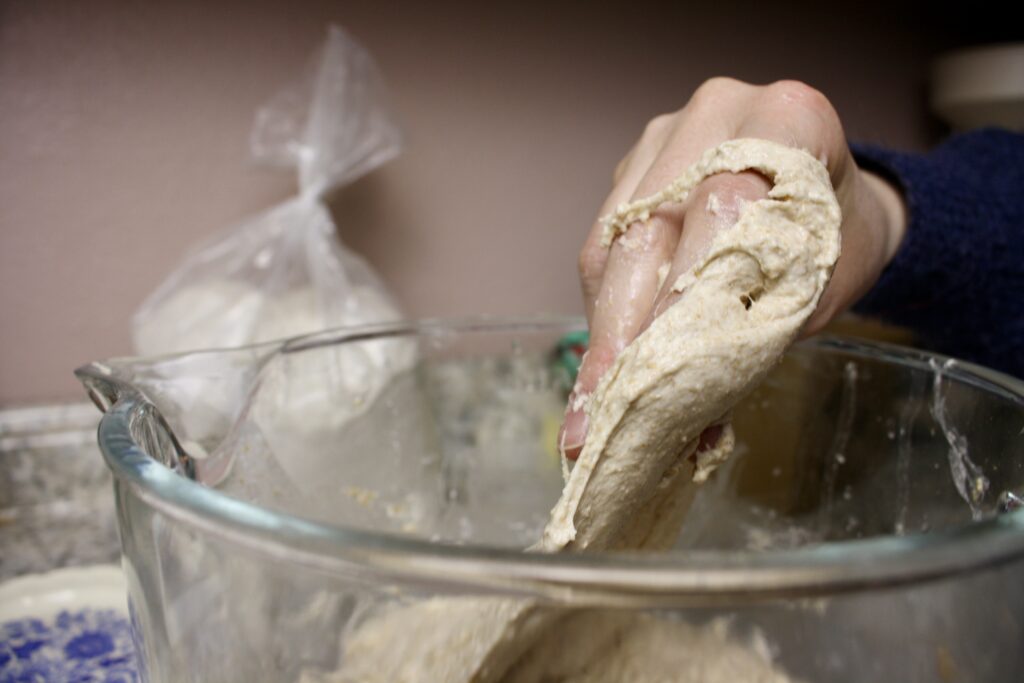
top-left (543, 138), bottom-right (840, 551)
top-left (335, 138), bottom-right (841, 682)
top-left (336, 604), bottom-right (794, 683)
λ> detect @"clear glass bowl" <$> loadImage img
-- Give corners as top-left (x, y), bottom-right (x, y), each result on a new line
top-left (77, 316), bottom-right (1024, 683)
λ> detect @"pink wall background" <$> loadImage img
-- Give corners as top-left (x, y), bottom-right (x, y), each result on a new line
top-left (0, 1), bottom-right (958, 404)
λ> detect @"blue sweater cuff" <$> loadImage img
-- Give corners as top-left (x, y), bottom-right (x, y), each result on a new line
top-left (849, 128), bottom-right (1024, 377)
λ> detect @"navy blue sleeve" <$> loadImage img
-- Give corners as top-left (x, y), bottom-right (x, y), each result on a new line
top-left (849, 128), bottom-right (1024, 378)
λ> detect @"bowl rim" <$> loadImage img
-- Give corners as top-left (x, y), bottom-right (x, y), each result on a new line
top-left (84, 316), bottom-right (1024, 605)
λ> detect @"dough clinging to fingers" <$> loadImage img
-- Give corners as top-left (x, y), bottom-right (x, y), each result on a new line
top-left (544, 138), bottom-right (841, 551)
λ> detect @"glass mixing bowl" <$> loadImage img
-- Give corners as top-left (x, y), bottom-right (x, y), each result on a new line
top-left (76, 316), bottom-right (1024, 683)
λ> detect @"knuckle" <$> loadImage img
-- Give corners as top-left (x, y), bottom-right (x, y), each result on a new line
top-left (762, 80), bottom-right (845, 160)
top-left (765, 80), bottom-right (834, 118)
top-left (642, 113), bottom-right (674, 139)
top-left (690, 77), bottom-right (748, 107)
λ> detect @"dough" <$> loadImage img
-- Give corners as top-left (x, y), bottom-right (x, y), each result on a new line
top-left (543, 138), bottom-right (840, 551)
top-left (337, 605), bottom-right (794, 683)
top-left (504, 611), bottom-right (795, 683)
top-left (333, 139), bottom-right (841, 682)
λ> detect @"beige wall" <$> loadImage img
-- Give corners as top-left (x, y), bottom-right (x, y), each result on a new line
top-left (1, 1), bottom-right (947, 404)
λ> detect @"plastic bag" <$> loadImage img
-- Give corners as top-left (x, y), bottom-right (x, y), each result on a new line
top-left (133, 25), bottom-right (403, 356)
top-left (130, 26), bottom-right (415, 459)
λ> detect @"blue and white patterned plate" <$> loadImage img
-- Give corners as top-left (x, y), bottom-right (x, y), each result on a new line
top-left (0, 566), bottom-right (138, 682)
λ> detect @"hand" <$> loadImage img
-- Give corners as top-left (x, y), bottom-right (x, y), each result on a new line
top-left (559, 78), bottom-right (907, 459)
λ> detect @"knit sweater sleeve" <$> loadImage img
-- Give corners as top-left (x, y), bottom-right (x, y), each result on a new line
top-left (849, 128), bottom-right (1024, 378)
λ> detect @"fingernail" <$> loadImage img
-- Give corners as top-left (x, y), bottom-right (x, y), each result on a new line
top-left (559, 403), bottom-right (589, 460)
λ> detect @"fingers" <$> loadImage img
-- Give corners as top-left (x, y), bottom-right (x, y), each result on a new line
top-left (577, 81), bottom-right (759, 328)
top-left (564, 210), bottom-right (683, 458)
top-left (564, 78), bottom-right (859, 460)
top-left (565, 117), bottom-right (678, 459)
top-left (580, 81), bottom-right (754, 340)
top-left (642, 171), bottom-right (772, 328)
top-left (558, 343), bottom-right (615, 459)
top-left (565, 115), bottom-right (737, 459)
top-left (579, 115), bottom-right (675, 322)
top-left (565, 84), bottom-right (754, 460)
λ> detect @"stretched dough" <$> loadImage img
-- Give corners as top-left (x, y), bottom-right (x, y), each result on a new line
top-left (334, 138), bottom-right (841, 683)
top-left (543, 138), bottom-right (841, 551)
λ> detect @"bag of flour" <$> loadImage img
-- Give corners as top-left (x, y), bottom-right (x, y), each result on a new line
top-left (130, 26), bottom-right (416, 461)
top-left (133, 25), bottom-right (403, 356)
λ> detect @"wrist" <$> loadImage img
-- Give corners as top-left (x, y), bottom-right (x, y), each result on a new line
top-left (860, 169), bottom-right (908, 267)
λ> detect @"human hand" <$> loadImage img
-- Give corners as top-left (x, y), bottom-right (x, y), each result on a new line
top-left (560, 78), bottom-right (907, 459)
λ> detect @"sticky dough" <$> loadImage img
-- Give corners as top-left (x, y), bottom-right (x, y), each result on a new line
top-left (334, 139), bottom-right (841, 683)
top-left (542, 137), bottom-right (841, 551)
